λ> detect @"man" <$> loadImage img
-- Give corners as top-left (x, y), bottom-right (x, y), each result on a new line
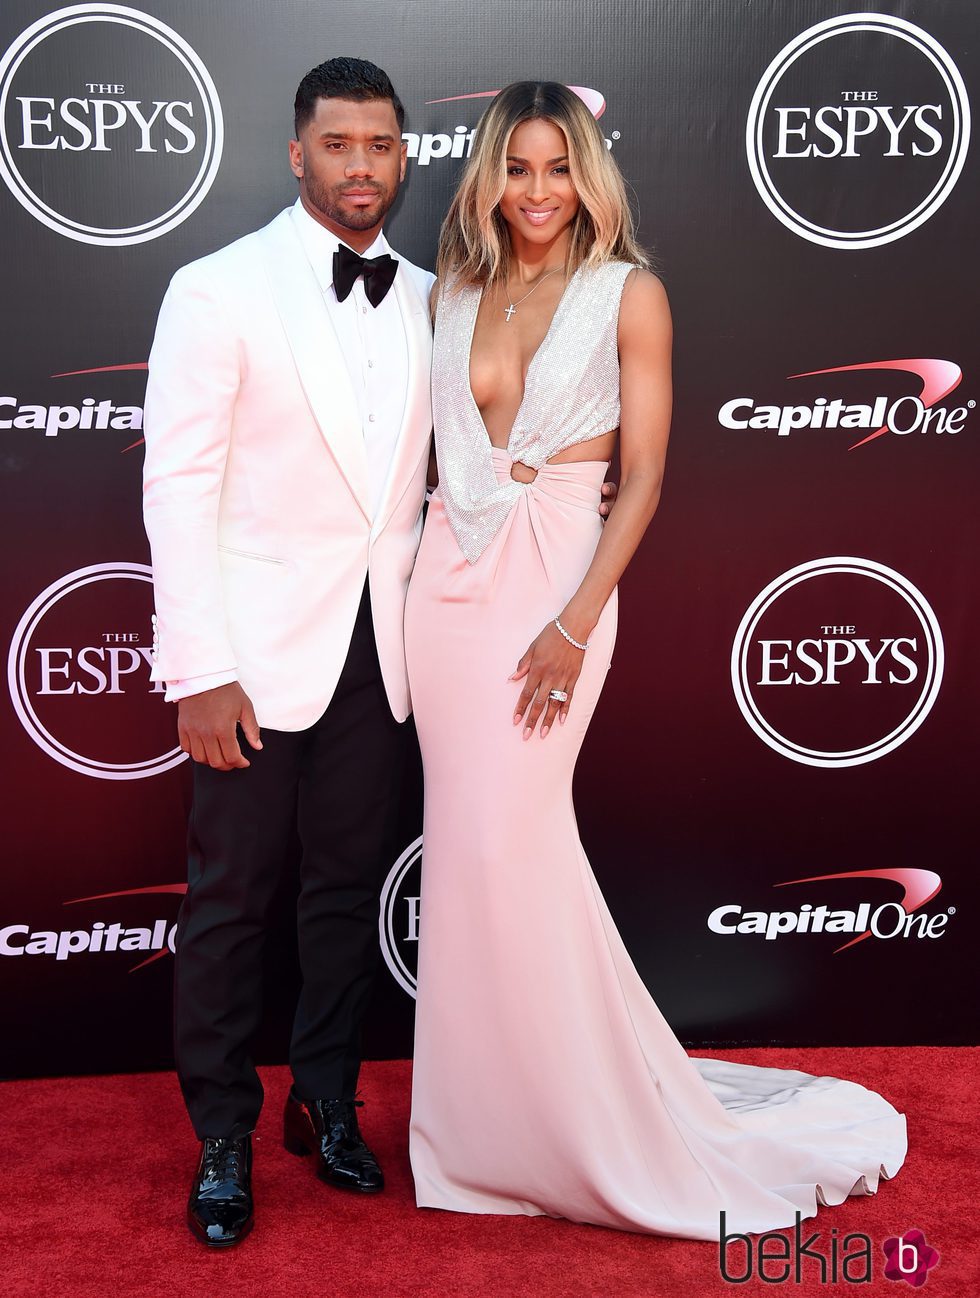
top-left (142, 57), bottom-right (433, 1247)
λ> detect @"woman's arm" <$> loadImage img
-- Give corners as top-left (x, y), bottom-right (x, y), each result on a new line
top-left (562, 270), bottom-right (671, 637)
top-left (512, 269), bottom-right (672, 736)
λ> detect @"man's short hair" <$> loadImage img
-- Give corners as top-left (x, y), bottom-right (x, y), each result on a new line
top-left (294, 57), bottom-right (405, 137)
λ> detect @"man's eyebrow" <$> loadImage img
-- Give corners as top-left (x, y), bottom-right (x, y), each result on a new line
top-left (318, 131), bottom-right (397, 142)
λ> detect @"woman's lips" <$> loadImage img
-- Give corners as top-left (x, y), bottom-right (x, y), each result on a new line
top-left (521, 207), bottom-right (558, 226)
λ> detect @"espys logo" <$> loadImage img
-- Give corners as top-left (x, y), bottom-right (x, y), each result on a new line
top-left (379, 836), bottom-right (421, 997)
top-left (746, 13), bottom-right (970, 249)
top-left (1, 360), bottom-right (146, 445)
top-left (406, 85), bottom-right (612, 166)
top-left (7, 562), bottom-right (186, 779)
top-left (731, 558), bottom-right (943, 768)
top-left (0, 3), bottom-right (223, 245)
top-left (708, 868), bottom-right (953, 953)
top-left (1, 883), bottom-right (184, 972)
top-left (718, 359), bottom-right (972, 450)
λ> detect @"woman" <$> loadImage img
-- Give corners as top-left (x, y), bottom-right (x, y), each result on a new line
top-left (404, 82), bottom-right (906, 1239)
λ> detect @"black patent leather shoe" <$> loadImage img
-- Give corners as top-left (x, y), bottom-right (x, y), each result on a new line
top-left (283, 1089), bottom-right (384, 1194)
top-left (187, 1135), bottom-right (253, 1248)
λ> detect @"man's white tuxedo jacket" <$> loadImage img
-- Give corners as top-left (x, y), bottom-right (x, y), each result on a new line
top-left (142, 207), bottom-right (434, 729)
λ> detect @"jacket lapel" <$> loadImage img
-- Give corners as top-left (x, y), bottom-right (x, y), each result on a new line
top-left (371, 269), bottom-right (433, 539)
top-left (258, 210), bottom-right (372, 521)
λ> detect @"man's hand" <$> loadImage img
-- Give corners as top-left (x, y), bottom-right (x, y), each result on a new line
top-left (599, 479), bottom-right (618, 518)
top-left (178, 682), bottom-right (263, 771)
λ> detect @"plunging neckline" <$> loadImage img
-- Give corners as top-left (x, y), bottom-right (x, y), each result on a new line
top-left (465, 264), bottom-right (584, 455)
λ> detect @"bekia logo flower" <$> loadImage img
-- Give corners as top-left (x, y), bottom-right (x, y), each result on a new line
top-left (883, 1229), bottom-right (940, 1286)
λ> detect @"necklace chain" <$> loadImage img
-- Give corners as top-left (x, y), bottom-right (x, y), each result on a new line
top-left (503, 266), bottom-right (564, 322)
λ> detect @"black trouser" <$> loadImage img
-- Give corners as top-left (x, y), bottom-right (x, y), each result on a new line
top-left (173, 586), bottom-right (405, 1139)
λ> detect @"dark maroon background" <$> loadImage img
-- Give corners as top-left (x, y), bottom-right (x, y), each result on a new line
top-left (0, 0), bottom-right (976, 1078)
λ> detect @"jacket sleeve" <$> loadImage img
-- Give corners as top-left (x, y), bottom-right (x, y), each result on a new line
top-left (142, 261), bottom-right (240, 683)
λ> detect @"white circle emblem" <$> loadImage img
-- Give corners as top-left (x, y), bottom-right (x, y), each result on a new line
top-left (379, 836), bottom-right (422, 999)
top-left (745, 13), bottom-right (970, 249)
top-left (731, 557), bottom-right (943, 768)
top-left (7, 562), bottom-right (187, 780)
top-left (0, 3), bottom-right (223, 245)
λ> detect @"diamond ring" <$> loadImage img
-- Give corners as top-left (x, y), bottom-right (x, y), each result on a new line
top-left (548, 689), bottom-right (569, 703)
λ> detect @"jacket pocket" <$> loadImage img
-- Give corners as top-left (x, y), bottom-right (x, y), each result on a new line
top-left (217, 544), bottom-right (286, 566)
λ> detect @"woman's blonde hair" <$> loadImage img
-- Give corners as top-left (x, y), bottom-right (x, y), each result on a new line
top-left (436, 80), bottom-right (649, 286)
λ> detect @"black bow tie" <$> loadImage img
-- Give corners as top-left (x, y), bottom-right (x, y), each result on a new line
top-left (332, 243), bottom-right (398, 307)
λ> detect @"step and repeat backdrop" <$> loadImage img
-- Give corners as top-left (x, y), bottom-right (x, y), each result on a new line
top-left (1, 1), bottom-right (976, 1077)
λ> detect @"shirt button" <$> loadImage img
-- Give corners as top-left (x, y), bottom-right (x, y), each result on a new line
top-left (368, 359), bottom-right (374, 368)
top-left (368, 414), bottom-right (376, 423)
top-left (362, 306), bottom-right (368, 315)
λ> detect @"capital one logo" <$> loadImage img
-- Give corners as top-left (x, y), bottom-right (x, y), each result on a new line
top-left (379, 836), bottom-right (421, 997)
top-left (731, 558), bottom-right (943, 768)
top-left (2, 882), bottom-right (185, 972)
top-left (7, 562), bottom-right (187, 779)
top-left (1, 358), bottom-right (147, 443)
top-left (0, 3), bottom-right (223, 245)
top-left (746, 13), bottom-right (970, 248)
top-left (708, 868), bottom-right (952, 953)
top-left (718, 358), bottom-right (971, 450)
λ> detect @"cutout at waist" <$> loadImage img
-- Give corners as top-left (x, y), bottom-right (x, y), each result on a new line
top-left (489, 446), bottom-right (610, 492)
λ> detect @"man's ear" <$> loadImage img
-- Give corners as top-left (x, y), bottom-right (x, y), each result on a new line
top-left (399, 140), bottom-right (408, 183)
top-left (288, 137), bottom-right (304, 180)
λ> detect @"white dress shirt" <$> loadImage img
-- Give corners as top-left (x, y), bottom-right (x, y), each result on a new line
top-left (166, 199), bottom-right (410, 704)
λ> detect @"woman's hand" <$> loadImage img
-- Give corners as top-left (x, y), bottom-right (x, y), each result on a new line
top-left (510, 620), bottom-right (589, 739)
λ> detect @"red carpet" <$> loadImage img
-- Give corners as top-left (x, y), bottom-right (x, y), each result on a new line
top-left (1, 1049), bottom-right (975, 1297)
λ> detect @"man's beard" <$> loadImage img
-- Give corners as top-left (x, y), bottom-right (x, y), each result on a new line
top-left (305, 173), bottom-right (397, 232)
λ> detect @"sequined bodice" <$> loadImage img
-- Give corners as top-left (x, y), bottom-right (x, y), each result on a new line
top-left (432, 260), bottom-right (636, 564)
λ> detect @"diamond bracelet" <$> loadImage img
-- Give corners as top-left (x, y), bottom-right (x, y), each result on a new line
top-left (554, 616), bottom-right (589, 652)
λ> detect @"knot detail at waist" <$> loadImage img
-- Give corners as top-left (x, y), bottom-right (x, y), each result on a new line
top-left (490, 446), bottom-right (609, 495)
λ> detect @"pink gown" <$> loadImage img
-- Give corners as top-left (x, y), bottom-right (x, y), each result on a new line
top-left (404, 264), bottom-right (906, 1239)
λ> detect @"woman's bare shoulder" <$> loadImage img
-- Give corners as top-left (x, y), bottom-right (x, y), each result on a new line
top-left (619, 268), bottom-right (670, 338)
top-left (622, 266), bottom-right (668, 306)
